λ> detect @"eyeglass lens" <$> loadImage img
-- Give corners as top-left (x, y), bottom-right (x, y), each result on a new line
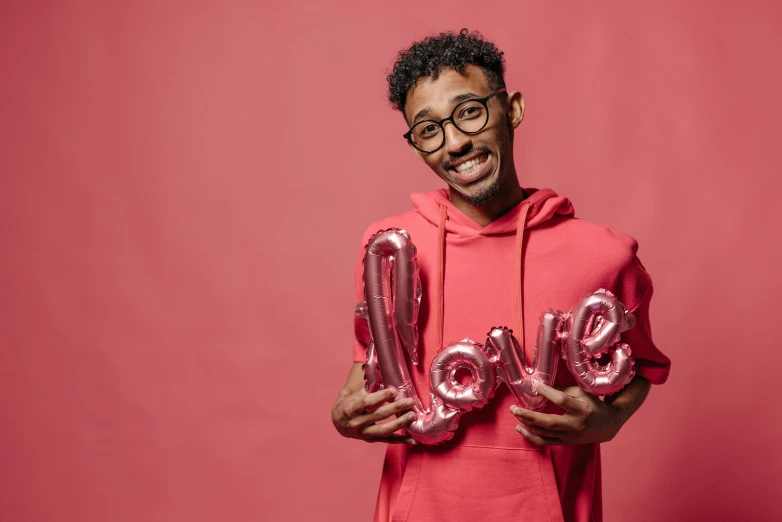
top-left (410, 99), bottom-right (489, 152)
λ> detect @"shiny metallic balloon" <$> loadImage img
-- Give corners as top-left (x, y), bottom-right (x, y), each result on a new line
top-left (486, 313), bottom-right (563, 411)
top-left (358, 229), bottom-right (460, 444)
top-left (563, 289), bottom-right (636, 395)
top-left (430, 339), bottom-right (496, 411)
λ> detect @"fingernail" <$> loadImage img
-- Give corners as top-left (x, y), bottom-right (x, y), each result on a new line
top-left (408, 440), bottom-right (417, 445)
top-left (404, 398), bottom-right (415, 406)
top-left (388, 388), bottom-right (398, 396)
top-left (407, 412), bottom-right (416, 420)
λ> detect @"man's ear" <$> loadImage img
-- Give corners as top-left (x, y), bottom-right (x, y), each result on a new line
top-left (506, 91), bottom-right (525, 129)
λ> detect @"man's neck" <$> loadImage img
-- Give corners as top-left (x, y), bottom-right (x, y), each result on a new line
top-left (448, 173), bottom-right (525, 228)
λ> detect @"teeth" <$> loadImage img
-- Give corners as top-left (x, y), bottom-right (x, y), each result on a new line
top-left (455, 155), bottom-right (486, 173)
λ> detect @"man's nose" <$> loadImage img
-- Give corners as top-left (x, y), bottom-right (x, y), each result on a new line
top-left (443, 122), bottom-right (471, 155)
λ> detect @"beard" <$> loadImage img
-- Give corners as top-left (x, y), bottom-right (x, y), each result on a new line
top-left (462, 173), bottom-right (502, 206)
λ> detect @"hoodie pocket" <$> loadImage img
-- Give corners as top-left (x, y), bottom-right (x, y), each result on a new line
top-left (390, 444), bottom-right (564, 522)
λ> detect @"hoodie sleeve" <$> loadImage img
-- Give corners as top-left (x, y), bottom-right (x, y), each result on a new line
top-left (616, 254), bottom-right (672, 385)
top-left (351, 223), bottom-right (378, 363)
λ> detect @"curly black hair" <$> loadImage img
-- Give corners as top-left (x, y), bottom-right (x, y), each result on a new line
top-left (387, 28), bottom-right (506, 114)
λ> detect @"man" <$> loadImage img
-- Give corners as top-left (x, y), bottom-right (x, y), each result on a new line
top-left (331, 29), bottom-right (671, 522)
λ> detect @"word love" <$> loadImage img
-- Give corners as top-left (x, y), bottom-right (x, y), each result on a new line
top-left (356, 229), bottom-right (637, 445)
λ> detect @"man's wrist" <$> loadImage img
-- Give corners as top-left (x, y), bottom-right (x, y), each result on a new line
top-left (606, 375), bottom-right (651, 427)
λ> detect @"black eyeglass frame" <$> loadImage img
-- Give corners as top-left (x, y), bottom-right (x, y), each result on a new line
top-left (402, 88), bottom-right (507, 153)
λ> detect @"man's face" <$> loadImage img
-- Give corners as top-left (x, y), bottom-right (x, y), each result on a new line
top-left (403, 64), bottom-right (524, 206)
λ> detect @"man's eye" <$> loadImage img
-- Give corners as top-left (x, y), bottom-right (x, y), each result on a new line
top-left (460, 105), bottom-right (483, 119)
top-left (420, 124), bottom-right (439, 136)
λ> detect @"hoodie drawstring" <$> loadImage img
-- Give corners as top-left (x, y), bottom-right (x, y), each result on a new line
top-left (436, 204), bottom-right (448, 352)
top-left (513, 202), bottom-right (532, 353)
top-left (435, 201), bottom-right (532, 355)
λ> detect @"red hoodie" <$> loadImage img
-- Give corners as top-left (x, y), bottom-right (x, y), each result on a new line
top-left (351, 187), bottom-right (671, 522)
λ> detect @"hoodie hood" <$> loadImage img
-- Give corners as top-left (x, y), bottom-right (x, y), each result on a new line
top-left (409, 186), bottom-right (576, 360)
top-left (410, 187), bottom-right (575, 237)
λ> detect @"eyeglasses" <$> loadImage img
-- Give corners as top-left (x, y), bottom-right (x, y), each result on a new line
top-left (403, 88), bottom-right (506, 153)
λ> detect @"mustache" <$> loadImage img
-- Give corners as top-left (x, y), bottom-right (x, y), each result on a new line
top-left (442, 146), bottom-right (492, 171)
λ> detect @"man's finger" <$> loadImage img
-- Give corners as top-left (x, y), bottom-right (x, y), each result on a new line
top-left (349, 398), bottom-right (415, 428)
top-left (361, 411), bottom-right (416, 438)
top-left (561, 385), bottom-right (589, 398)
top-left (510, 405), bottom-right (571, 431)
top-left (518, 419), bottom-right (568, 439)
top-left (368, 434), bottom-right (417, 445)
top-left (364, 387), bottom-right (399, 409)
top-left (532, 382), bottom-right (588, 414)
top-left (344, 387), bottom-right (397, 416)
top-left (365, 397), bottom-right (416, 424)
top-left (516, 424), bottom-right (562, 448)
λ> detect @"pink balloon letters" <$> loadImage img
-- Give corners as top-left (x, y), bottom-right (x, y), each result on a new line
top-left (356, 229), bottom-right (637, 445)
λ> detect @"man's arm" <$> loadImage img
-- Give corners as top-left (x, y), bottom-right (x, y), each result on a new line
top-left (509, 376), bottom-right (652, 447)
top-left (604, 374), bottom-right (651, 425)
top-left (331, 362), bottom-right (418, 445)
top-left (343, 362), bottom-right (367, 395)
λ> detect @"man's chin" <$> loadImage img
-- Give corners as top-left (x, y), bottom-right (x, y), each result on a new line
top-left (454, 176), bottom-right (502, 206)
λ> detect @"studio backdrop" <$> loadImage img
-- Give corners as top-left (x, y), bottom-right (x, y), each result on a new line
top-left (1, 1), bottom-right (780, 521)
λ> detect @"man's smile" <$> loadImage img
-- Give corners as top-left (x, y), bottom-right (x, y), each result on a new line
top-left (448, 151), bottom-right (492, 184)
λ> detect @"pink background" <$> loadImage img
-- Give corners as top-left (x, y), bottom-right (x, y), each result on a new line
top-left (1, 1), bottom-right (780, 521)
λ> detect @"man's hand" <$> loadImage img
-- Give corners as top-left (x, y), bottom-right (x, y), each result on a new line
top-left (332, 385), bottom-right (418, 445)
top-left (510, 382), bottom-right (626, 447)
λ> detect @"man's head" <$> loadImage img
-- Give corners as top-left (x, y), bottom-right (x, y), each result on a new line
top-left (387, 29), bottom-right (525, 208)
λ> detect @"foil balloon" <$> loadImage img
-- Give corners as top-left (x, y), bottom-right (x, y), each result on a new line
top-left (563, 289), bottom-right (636, 395)
top-left (356, 229), bottom-right (458, 445)
top-left (356, 229), bottom-right (562, 445)
top-left (485, 313), bottom-right (563, 412)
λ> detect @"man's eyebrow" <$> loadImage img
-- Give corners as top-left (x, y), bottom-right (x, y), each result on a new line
top-left (412, 107), bottom-right (432, 124)
top-left (449, 92), bottom-right (480, 104)
top-left (411, 92), bottom-right (482, 124)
